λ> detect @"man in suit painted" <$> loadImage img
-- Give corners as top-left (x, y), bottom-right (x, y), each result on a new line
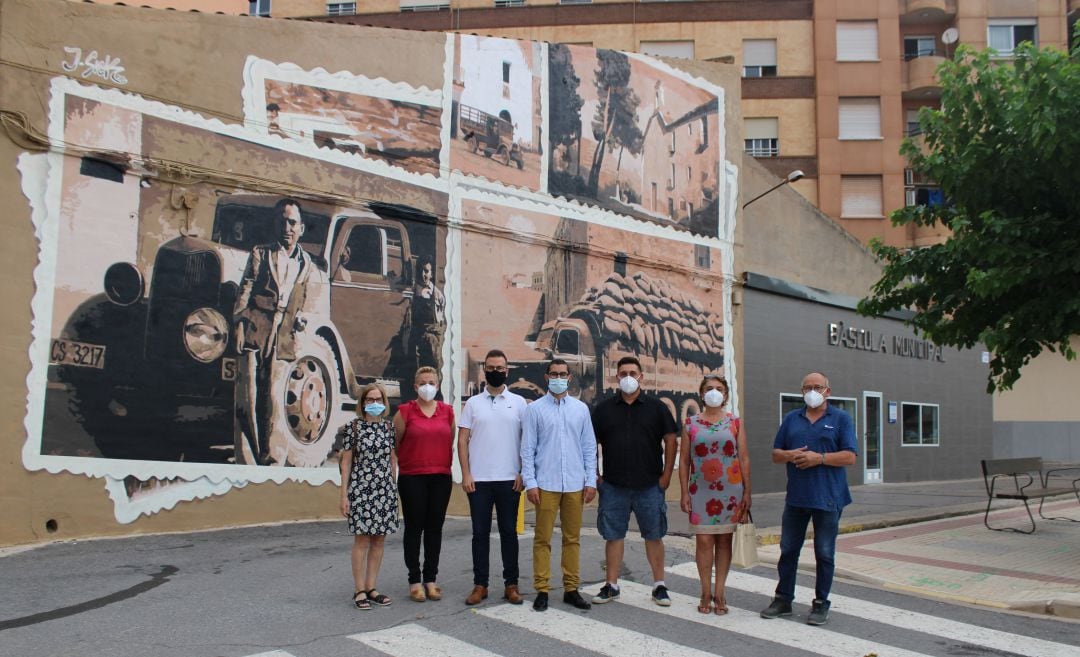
top-left (234, 198), bottom-right (316, 465)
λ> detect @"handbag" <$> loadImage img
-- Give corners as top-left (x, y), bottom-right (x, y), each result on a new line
top-left (731, 510), bottom-right (759, 569)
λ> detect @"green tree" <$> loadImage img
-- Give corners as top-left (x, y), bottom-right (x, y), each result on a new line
top-left (857, 40), bottom-right (1080, 391)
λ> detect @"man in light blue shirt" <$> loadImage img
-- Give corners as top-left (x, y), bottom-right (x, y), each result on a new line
top-left (521, 359), bottom-right (597, 612)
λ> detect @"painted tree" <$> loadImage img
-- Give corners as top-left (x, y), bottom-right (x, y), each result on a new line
top-left (547, 44), bottom-right (585, 176)
top-left (857, 39), bottom-right (1080, 391)
top-left (586, 49), bottom-right (644, 197)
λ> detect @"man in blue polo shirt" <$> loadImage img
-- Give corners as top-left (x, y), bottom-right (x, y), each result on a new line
top-left (760, 371), bottom-right (857, 626)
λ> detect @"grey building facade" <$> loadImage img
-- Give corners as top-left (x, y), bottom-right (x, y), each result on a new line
top-left (741, 273), bottom-right (994, 495)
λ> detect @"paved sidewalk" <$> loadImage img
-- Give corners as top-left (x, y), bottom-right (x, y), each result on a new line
top-left (757, 499), bottom-right (1080, 618)
top-left (574, 477), bottom-right (1080, 618)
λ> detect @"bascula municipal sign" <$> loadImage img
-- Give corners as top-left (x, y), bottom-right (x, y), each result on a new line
top-left (827, 321), bottom-right (945, 363)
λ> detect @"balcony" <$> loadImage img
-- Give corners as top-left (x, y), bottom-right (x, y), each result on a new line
top-left (902, 55), bottom-right (945, 99)
top-left (900, 0), bottom-right (956, 25)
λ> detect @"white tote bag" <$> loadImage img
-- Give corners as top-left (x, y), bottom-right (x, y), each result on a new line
top-left (731, 512), bottom-right (759, 569)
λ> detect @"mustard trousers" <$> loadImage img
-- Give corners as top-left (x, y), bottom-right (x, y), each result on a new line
top-left (532, 489), bottom-right (584, 593)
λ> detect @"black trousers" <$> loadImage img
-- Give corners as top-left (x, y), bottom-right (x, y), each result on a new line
top-left (467, 480), bottom-right (520, 587)
top-left (398, 473), bottom-right (452, 584)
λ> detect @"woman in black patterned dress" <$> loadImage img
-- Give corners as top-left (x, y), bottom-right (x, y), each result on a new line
top-left (339, 383), bottom-right (399, 610)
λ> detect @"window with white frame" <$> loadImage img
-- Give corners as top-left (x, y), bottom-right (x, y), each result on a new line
top-left (905, 109), bottom-right (921, 136)
top-left (694, 244), bottom-right (710, 269)
top-left (495, 0), bottom-right (526, 7)
top-left (841, 175), bottom-right (884, 218)
top-left (742, 39), bottom-right (777, 77)
top-left (249, 0), bottom-right (270, 16)
top-left (988, 19), bottom-right (1037, 56)
top-left (837, 21), bottom-right (878, 61)
top-left (560, 0), bottom-right (592, 4)
top-left (744, 117), bottom-right (779, 157)
top-left (400, 1), bottom-right (450, 10)
top-left (327, 2), bottom-right (356, 14)
top-left (901, 402), bottom-right (939, 445)
top-left (640, 41), bottom-right (695, 59)
top-left (838, 97), bottom-right (881, 140)
top-left (903, 35), bottom-right (936, 60)
top-left (780, 395), bottom-right (858, 432)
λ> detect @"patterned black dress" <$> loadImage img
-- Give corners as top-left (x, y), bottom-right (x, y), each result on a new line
top-left (340, 418), bottom-right (400, 536)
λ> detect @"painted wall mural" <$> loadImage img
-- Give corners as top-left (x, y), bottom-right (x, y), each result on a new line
top-left (548, 44), bottom-right (723, 237)
top-left (19, 30), bottom-right (737, 522)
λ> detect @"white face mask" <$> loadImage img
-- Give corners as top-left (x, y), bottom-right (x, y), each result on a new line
top-left (703, 389), bottom-right (724, 408)
top-left (618, 375), bottom-right (639, 395)
top-left (417, 383), bottom-right (437, 402)
top-left (804, 389), bottom-right (825, 409)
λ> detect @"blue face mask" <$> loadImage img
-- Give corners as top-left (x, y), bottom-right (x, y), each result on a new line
top-left (364, 402), bottom-right (386, 417)
top-left (547, 377), bottom-right (569, 394)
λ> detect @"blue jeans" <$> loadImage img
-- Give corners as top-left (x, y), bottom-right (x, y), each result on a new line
top-left (776, 504), bottom-right (842, 602)
top-left (467, 480), bottom-right (520, 587)
top-left (596, 480), bottom-right (667, 541)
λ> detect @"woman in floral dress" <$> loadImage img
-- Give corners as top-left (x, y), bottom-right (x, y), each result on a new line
top-left (679, 374), bottom-right (751, 615)
top-left (339, 383), bottom-right (399, 610)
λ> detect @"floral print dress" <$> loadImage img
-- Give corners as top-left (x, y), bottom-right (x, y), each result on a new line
top-left (685, 412), bottom-right (743, 534)
top-left (340, 418), bottom-right (400, 536)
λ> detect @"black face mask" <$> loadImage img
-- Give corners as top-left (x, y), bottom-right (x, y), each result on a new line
top-left (484, 369), bottom-right (507, 388)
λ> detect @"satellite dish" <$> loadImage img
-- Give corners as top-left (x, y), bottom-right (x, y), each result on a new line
top-left (941, 28), bottom-right (959, 45)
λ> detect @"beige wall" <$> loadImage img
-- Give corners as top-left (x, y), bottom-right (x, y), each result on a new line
top-left (994, 338), bottom-right (1080, 422)
top-left (70, 0), bottom-right (249, 12)
top-left (742, 98), bottom-right (816, 156)
top-left (740, 155), bottom-right (882, 299)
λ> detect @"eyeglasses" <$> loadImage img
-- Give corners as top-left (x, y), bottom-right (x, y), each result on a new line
top-left (546, 372), bottom-right (570, 379)
top-left (363, 397), bottom-right (383, 404)
top-left (801, 385), bottom-right (827, 393)
top-left (484, 366), bottom-right (508, 373)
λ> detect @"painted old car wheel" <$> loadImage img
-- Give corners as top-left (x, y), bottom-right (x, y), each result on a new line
top-left (285, 355), bottom-right (330, 445)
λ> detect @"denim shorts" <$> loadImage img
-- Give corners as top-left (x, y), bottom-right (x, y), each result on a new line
top-left (597, 480), bottom-right (668, 541)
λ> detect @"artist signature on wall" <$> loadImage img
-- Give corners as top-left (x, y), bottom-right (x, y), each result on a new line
top-left (62, 47), bottom-right (128, 85)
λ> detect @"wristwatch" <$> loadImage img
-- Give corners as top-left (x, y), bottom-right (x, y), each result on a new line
top-left (820, 452), bottom-right (826, 465)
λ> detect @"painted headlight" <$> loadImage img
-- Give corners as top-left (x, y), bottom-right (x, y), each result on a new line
top-left (183, 307), bottom-right (229, 363)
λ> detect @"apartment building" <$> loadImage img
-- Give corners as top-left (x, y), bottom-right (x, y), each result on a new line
top-left (225, 0), bottom-right (1067, 249)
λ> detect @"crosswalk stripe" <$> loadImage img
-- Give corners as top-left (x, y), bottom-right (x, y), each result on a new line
top-left (615, 580), bottom-right (934, 657)
top-left (478, 603), bottom-right (723, 657)
top-left (668, 562), bottom-right (1078, 657)
top-left (238, 652), bottom-right (296, 657)
top-left (350, 623), bottom-right (503, 657)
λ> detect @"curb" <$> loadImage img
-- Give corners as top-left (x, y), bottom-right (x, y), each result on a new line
top-left (755, 503), bottom-right (990, 546)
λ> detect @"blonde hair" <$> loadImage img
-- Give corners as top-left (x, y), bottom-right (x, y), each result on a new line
top-left (414, 366), bottom-right (439, 383)
top-left (356, 382), bottom-right (389, 419)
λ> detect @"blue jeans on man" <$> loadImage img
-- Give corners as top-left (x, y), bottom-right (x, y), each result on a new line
top-left (776, 504), bottom-right (842, 602)
top-left (467, 480), bottom-right (520, 586)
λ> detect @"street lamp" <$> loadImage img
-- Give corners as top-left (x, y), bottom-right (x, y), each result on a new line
top-left (741, 169), bottom-right (805, 210)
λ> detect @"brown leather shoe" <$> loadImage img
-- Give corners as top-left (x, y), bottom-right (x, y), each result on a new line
top-left (465, 585), bottom-right (488, 606)
top-left (503, 584), bottom-right (523, 605)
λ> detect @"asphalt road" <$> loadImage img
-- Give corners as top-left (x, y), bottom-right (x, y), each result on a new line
top-left (1, 518), bottom-right (1077, 657)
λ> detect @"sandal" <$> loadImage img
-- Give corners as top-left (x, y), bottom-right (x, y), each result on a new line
top-left (409, 585), bottom-right (426, 602)
top-left (713, 596), bottom-right (729, 615)
top-left (424, 583), bottom-right (442, 601)
top-left (697, 595), bottom-right (713, 614)
top-left (366, 589), bottom-right (392, 606)
top-left (353, 591), bottom-right (371, 610)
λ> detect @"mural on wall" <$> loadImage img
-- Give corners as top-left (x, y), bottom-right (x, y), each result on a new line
top-left (450, 35), bottom-right (544, 191)
top-left (243, 57), bottom-right (445, 179)
top-left (18, 26), bottom-right (736, 521)
top-left (548, 44), bottom-right (723, 237)
top-left (457, 192), bottom-right (726, 425)
top-left (25, 79), bottom-right (448, 485)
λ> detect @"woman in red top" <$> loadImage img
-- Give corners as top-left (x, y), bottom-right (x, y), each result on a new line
top-left (393, 366), bottom-right (455, 603)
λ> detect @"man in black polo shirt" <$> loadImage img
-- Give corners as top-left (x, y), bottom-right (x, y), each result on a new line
top-left (589, 356), bottom-right (678, 606)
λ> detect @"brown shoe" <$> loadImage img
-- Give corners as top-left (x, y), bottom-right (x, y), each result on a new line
top-left (465, 585), bottom-right (488, 606)
top-left (408, 584), bottom-right (426, 603)
top-left (503, 585), bottom-right (523, 605)
top-left (424, 583), bottom-right (443, 601)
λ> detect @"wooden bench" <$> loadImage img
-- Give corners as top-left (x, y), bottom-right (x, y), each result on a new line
top-left (981, 457), bottom-right (1080, 534)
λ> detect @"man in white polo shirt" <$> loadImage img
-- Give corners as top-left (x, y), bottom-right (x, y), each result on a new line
top-left (458, 349), bottom-right (528, 606)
